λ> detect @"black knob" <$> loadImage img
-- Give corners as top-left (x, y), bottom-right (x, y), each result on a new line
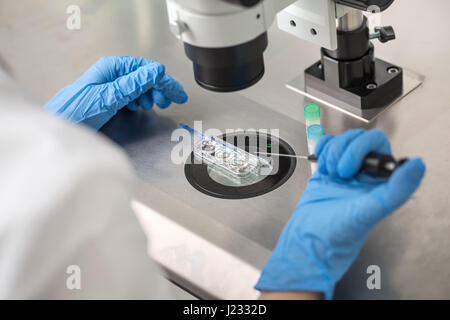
top-left (361, 152), bottom-right (407, 178)
top-left (375, 26), bottom-right (396, 43)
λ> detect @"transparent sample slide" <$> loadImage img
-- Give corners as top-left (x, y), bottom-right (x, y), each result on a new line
top-left (193, 136), bottom-right (273, 186)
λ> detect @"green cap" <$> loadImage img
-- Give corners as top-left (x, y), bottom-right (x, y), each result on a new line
top-left (307, 125), bottom-right (324, 143)
top-left (304, 104), bottom-right (321, 121)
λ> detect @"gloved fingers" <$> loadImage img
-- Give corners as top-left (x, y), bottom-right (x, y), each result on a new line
top-left (315, 134), bottom-right (333, 157)
top-left (105, 61), bottom-right (166, 110)
top-left (337, 129), bottom-right (392, 179)
top-left (127, 100), bottom-right (140, 111)
top-left (152, 89), bottom-right (172, 109)
top-left (154, 72), bottom-right (188, 104)
top-left (356, 173), bottom-right (388, 186)
top-left (362, 158), bottom-right (426, 224)
top-left (318, 129), bottom-right (365, 176)
top-left (113, 56), bottom-right (155, 76)
top-left (93, 56), bottom-right (156, 81)
top-left (318, 142), bottom-right (332, 175)
top-left (137, 92), bottom-right (154, 111)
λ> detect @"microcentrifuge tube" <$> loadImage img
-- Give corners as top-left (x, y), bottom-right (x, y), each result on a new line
top-left (304, 104), bottom-right (321, 128)
top-left (307, 124), bottom-right (324, 155)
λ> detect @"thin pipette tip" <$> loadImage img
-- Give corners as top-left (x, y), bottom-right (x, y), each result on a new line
top-left (179, 123), bottom-right (238, 153)
top-left (256, 152), bottom-right (318, 162)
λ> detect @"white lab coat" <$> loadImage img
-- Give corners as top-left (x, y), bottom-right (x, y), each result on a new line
top-left (0, 70), bottom-right (177, 299)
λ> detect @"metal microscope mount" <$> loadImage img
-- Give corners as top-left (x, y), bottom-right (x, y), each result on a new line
top-left (304, 1), bottom-right (402, 110)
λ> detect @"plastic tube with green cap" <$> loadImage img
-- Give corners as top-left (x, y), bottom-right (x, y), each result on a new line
top-left (304, 103), bottom-right (321, 128)
top-left (307, 124), bottom-right (324, 173)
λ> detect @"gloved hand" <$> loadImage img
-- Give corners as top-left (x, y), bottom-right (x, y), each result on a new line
top-left (255, 129), bottom-right (426, 299)
top-left (45, 56), bottom-right (188, 130)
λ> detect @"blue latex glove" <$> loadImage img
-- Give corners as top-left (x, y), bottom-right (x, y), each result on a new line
top-left (45, 56), bottom-right (188, 130)
top-left (255, 129), bottom-right (426, 299)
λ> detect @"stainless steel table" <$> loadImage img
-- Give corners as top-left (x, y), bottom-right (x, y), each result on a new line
top-left (1, 0), bottom-right (449, 299)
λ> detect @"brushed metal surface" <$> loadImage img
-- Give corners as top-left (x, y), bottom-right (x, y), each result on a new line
top-left (338, 9), bottom-right (364, 31)
top-left (1, 0), bottom-right (449, 299)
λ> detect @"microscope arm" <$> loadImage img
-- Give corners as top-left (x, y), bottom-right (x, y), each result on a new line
top-left (335, 0), bottom-right (394, 11)
top-left (166, 0), bottom-right (397, 93)
top-left (167, 0), bottom-right (297, 48)
top-left (222, 0), bottom-right (394, 11)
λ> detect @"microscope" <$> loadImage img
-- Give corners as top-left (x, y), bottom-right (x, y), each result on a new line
top-left (166, 0), bottom-right (406, 118)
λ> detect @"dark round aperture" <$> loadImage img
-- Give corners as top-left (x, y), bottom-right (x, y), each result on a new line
top-left (184, 33), bottom-right (268, 92)
top-left (184, 131), bottom-right (297, 199)
top-left (221, 0), bottom-right (262, 7)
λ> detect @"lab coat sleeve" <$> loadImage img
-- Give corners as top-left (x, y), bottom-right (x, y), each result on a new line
top-left (0, 73), bottom-right (178, 299)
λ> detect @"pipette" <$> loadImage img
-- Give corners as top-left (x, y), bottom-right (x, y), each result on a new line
top-left (256, 152), bottom-right (407, 178)
top-left (256, 152), bottom-right (318, 161)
